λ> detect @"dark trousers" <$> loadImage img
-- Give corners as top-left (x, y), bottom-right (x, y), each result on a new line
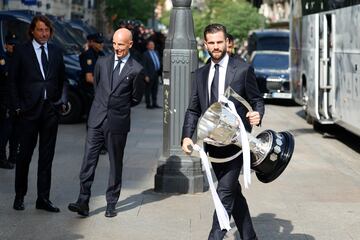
top-left (145, 75), bottom-right (159, 107)
top-left (78, 118), bottom-right (127, 205)
top-left (15, 101), bottom-right (59, 200)
top-left (208, 157), bottom-right (257, 240)
top-left (0, 115), bottom-right (19, 163)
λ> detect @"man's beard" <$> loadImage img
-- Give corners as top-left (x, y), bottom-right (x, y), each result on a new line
top-left (209, 48), bottom-right (226, 62)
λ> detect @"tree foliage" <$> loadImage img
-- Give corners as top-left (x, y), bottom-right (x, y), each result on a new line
top-left (161, 0), bottom-right (265, 42)
top-left (105, 0), bottom-right (156, 29)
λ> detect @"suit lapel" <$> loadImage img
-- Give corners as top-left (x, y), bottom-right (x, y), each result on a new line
top-left (46, 44), bottom-right (54, 80)
top-left (107, 55), bottom-right (115, 91)
top-left (202, 64), bottom-right (211, 109)
top-left (225, 57), bottom-right (237, 89)
top-left (28, 42), bottom-right (43, 79)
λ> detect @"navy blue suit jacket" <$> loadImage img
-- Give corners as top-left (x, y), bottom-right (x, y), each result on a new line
top-left (8, 41), bottom-right (65, 119)
top-left (181, 56), bottom-right (265, 158)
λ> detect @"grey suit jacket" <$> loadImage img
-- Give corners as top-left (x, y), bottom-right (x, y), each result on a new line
top-left (87, 54), bottom-right (145, 132)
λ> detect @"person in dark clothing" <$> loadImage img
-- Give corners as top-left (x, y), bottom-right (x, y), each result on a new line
top-left (8, 15), bottom-right (66, 213)
top-left (68, 28), bottom-right (145, 218)
top-left (0, 33), bottom-right (19, 169)
top-left (182, 24), bottom-right (264, 240)
top-left (79, 33), bottom-right (105, 99)
top-left (142, 40), bottom-right (162, 109)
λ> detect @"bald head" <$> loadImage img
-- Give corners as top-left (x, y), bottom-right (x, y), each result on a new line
top-left (112, 28), bottom-right (133, 59)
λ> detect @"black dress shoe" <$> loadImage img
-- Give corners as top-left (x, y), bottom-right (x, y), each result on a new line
top-left (105, 204), bottom-right (117, 218)
top-left (152, 104), bottom-right (162, 109)
top-left (68, 202), bottom-right (89, 217)
top-left (36, 198), bottom-right (60, 213)
top-left (13, 196), bottom-right (24, 211)
top-left (146, 105), bottom-right (153, 109)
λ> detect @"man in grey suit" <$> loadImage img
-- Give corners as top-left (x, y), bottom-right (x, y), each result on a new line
top-left (68, 28), bottom-right (145, 218)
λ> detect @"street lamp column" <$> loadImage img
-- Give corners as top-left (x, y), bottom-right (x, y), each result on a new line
top-left (154, 0), bottom-right (204, 193)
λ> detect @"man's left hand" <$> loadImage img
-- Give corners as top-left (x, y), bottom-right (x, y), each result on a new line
top-left (246, 111), bottom-right (261, 126)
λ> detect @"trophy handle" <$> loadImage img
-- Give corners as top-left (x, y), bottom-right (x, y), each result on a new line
top-left (224, 87), bottom-right (253, 112)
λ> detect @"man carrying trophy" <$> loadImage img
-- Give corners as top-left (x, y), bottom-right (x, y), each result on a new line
top-left (182, 23), bottom-right (264, 240)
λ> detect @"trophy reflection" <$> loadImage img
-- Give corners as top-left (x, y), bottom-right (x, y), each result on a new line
top-left (197, 87), bottom-right (295, 183)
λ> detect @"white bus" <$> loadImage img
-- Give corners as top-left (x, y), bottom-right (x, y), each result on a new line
top-left (290, 0), bottom-right (360, 136)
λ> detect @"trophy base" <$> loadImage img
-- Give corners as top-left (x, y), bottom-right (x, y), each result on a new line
top-left (252, 130), bottom-right (294, 183)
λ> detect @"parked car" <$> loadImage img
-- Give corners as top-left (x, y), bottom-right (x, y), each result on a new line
top-left (249, 51), bottom-right (292, 99)
top-left (246, 29), bottom-right (289, 60)
top-left (0, 10), bottom-right (94, 123)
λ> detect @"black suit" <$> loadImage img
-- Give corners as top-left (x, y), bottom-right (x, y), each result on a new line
top-left (8, 41), bottom-right (65, 200)
top-left (77, 54), bottom-right (144, 205)
top-left (142, 50), bottom-right (161, 107)
top-left (182, 56), bottom-right (264, 240)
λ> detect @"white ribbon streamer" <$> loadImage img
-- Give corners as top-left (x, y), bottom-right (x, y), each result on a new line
top-left (219, 96), bottom-right (251, 189)
top-left (192, 144), bottom-right (231, 231)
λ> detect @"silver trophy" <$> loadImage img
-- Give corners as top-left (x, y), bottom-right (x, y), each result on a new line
top-left (197, 87), bottom-right (294, 183)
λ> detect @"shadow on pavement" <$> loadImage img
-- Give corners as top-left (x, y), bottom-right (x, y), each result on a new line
top-left (90, 188), bottom-right (172, 216)
top-left (51, 233), bottom-right (85, 240)
top-left (252, 213), bottom-right (315, 240)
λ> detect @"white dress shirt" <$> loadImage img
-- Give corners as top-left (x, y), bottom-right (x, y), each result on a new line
top-left (32, 40), bottom-right (48, 98)
top-left (208, 54), bottom-right (229, 101)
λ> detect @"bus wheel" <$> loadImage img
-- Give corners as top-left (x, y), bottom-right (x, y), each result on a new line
top-left (305, 111), bottom-right (313, 124)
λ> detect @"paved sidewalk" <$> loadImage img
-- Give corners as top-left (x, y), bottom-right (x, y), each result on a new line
top-left (0, 96), bottom-right (359, 240)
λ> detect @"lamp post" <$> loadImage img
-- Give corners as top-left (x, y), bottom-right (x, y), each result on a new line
top-left (154, 0), bottom-right (204, 193)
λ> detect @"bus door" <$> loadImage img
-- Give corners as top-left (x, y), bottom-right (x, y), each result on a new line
top-left (318, 14), bottom-right (333, 121)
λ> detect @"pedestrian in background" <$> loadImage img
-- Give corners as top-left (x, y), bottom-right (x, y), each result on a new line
top-left (68, 28), bottom-right (145, 218)
top-left (142, 40), bottom-right (162, 109)
top-left (0, 33), bottom-right (19, 169)
top-left (8, 15), bottom-right (66, 212)
top-left (79, 33), bottom-right (105, 91)
top-left (181, 23), bottom-right (264, 240)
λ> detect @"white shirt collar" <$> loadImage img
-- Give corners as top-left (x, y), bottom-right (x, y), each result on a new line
top-left (114, 53), bottom-right (130, 63)
top-left (32, 39), bottom-right (48, 50)
top-left (210, 53), bottom-right (229, 70)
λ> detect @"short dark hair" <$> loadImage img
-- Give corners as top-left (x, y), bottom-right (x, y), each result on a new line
top-left (227, 33), bottom-right (234, 43)
top-left (203, 23), bottom-right (227, 41)
top-left (28, 15), bottom-right (53, 40)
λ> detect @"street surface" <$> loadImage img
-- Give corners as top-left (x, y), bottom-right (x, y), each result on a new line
top-left (0, 99), bottom-right (359, 240)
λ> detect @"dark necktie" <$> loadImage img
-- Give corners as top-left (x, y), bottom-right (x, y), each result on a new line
top-left (111, 60), bottom-right (122, 90)
top-left (210, 63), bottom-right (219, 105)
top-left (40, 45), bottom-right (48, 77)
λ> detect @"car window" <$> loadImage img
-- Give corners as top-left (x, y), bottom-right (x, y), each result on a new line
top-left (252, 54), bottom-right (289, 70)
top-left (257, 37), bottom-right (289, 51)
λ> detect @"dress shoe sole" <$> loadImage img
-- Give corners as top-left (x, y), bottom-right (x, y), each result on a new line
top-left (68, 204), bottom-right (89, 217)
top-left (13, 205), bottom-right (25, 211)
top-left (105, 211), bottom-right (117, 218)
top-left (36, 205), bottom-right (60, 213)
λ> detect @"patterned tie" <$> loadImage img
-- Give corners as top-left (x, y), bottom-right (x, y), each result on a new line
top-left (210, 64), bottom-right (219, 105)
top-left (111, 59), bottom-right (122, 90)
top-left (40, 45), bottom-right (48, 77)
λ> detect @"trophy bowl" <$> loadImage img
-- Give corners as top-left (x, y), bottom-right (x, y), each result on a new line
top-left (197, 101), bottom-right (295, 183)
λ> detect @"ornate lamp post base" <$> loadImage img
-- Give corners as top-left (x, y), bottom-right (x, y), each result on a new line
top-left (154, 0), bottom-right (204, 194)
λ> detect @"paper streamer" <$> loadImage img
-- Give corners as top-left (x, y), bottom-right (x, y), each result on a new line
top-left (192, 144), bottom-right (231, 231)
